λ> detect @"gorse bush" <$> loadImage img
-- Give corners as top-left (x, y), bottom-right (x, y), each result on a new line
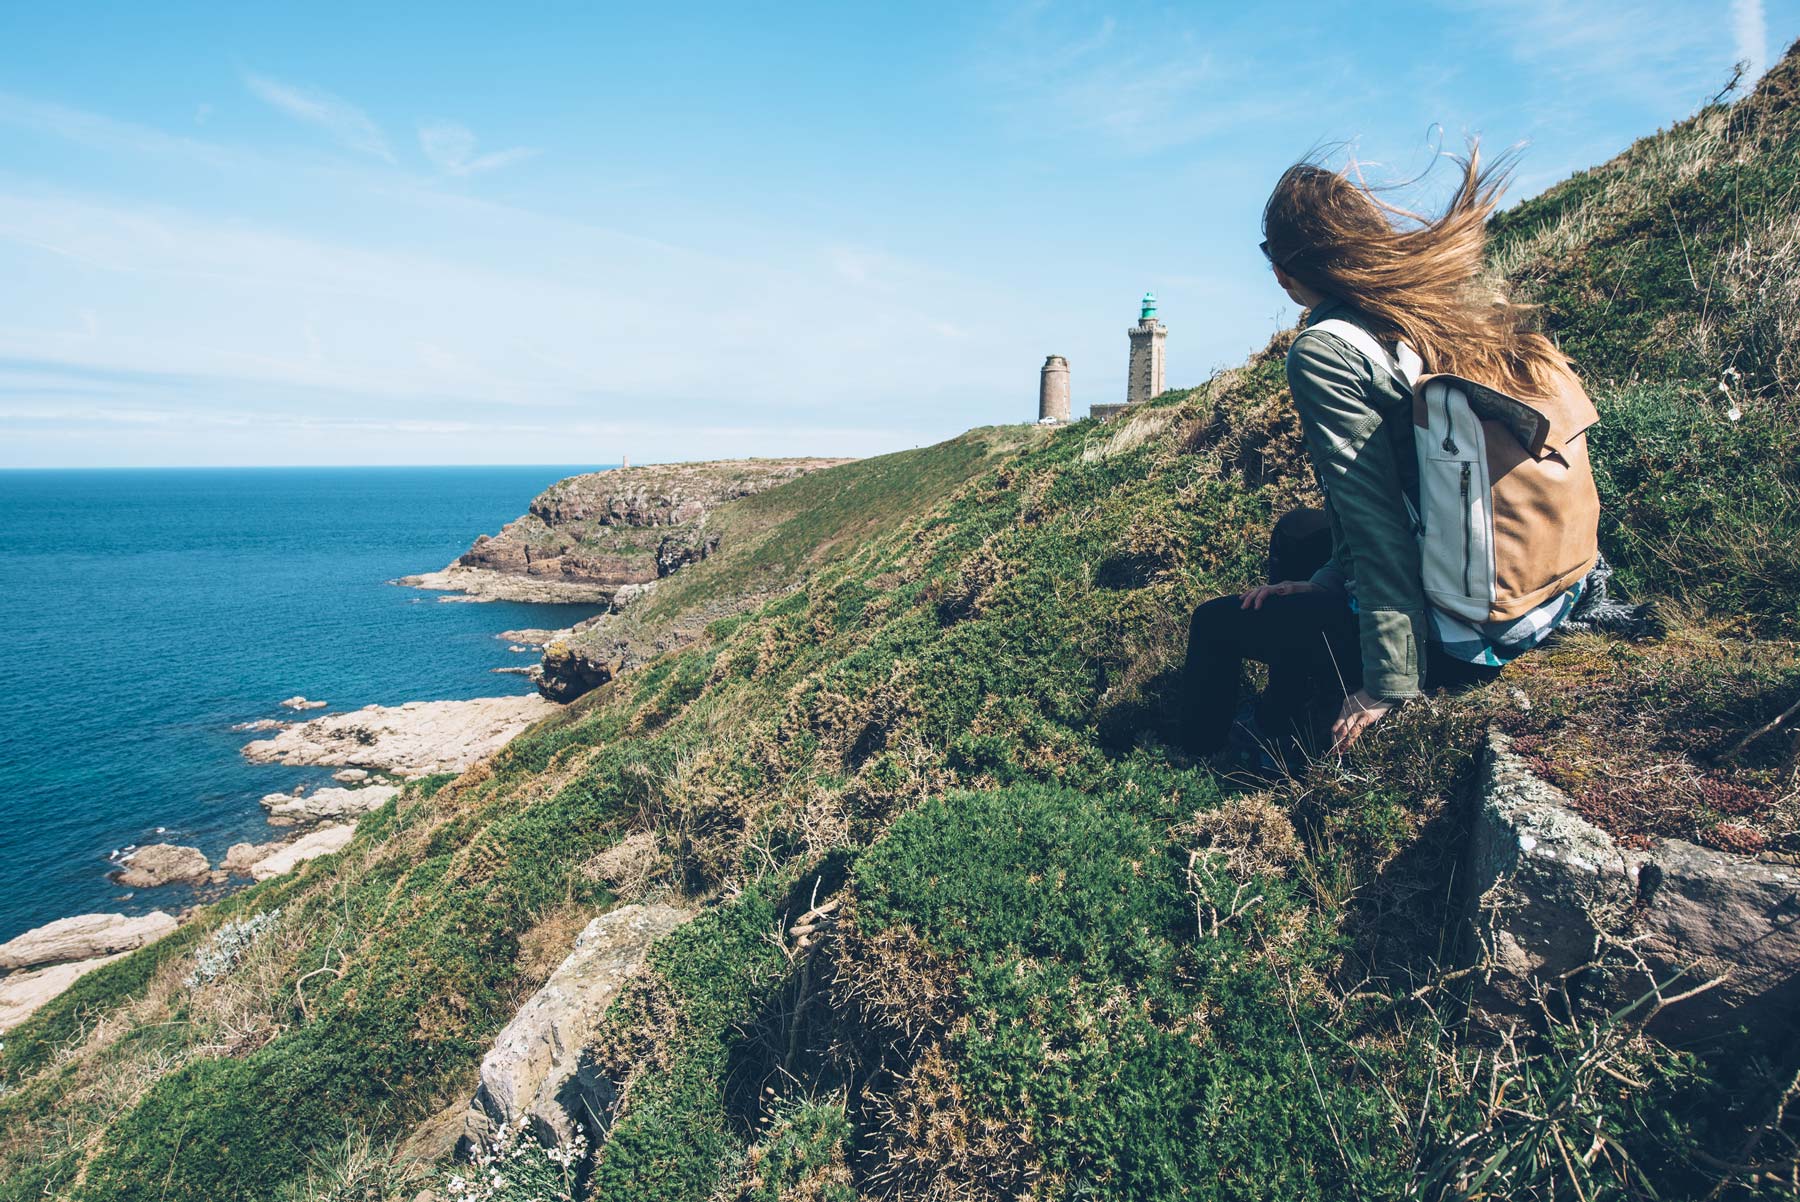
top-left (839, 781), bottom-right (1406, 1201)
top-left (1587, 382), bottom-right (1800, 622)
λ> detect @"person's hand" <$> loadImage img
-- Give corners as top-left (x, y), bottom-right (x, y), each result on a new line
top-left (1330, 688), bottom-right (1393, 751)
top-left (1240, 579), bottom-right (1322, 610)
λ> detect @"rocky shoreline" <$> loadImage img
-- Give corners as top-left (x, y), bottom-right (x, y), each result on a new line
top-left (1, 683), bottom-right (567, 1036)
top-left (394, 563), bottom-right (621, 605)
top-left (3, 462), bottom-right (827, 1039)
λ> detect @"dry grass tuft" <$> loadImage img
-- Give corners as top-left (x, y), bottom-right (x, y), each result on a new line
top-left (1173, 794), bottom-right (1302, 880)
top-left (858, 1037), bottom-right (1038, 1202)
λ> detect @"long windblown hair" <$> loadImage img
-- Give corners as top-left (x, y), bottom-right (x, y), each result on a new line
top-left (1261, 142), bottom-right (1570, 398)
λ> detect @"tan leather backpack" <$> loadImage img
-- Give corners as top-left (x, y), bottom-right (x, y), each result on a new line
top-left (1313, 318), bottom-right (1601, 623)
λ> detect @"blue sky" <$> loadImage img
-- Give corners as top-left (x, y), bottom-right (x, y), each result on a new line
top-left (0, 1), bottom-right (1789, 467)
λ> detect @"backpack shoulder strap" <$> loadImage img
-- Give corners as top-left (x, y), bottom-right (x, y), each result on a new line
top-left (1308, 317), bottom-right (1423, 392)
top-left (1306, 316), bottom-right (1427, 537)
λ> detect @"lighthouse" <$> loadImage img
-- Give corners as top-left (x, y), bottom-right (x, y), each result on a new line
top-left (1088, 293), bottom-right (1168, 421)
top-left (1126, 292), bottom-right (1167, 406)
top-left (1038, 355), bottom-right (1070, 423)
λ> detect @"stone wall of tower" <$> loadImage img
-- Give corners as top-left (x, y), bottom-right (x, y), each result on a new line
top-left (1038, 355), bottom-right (1070, 422)
top-left (1126, 319), bottom-right (1166, 406)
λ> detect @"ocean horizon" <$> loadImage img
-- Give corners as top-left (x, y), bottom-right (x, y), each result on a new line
top-left (0, 465), bottom-right (613, 943)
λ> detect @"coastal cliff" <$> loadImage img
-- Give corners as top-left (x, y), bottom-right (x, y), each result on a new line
top-left (4, 45), bottom-right (1799, 1202)
top-left (399, 458), bottom-right (851, 605)
top-left (485, 432), bottom-right (1037, 701)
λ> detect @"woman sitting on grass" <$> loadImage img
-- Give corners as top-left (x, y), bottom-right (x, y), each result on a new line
top-left (1183, 145), bottom-right (1601, 775)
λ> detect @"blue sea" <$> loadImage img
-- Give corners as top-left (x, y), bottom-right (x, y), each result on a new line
top-left (0, 467), bottom-right (612, 944)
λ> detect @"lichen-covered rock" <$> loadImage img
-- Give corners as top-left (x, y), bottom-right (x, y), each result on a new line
top-left (110, 844), bottom-right (210, 888)
top-left (538, 640), bottom-right (621, 704)
top-left (461, 903), bottom-right (693, 1152)
top-left (0, 911), bottom-right (177, 971)
top-left (250, 825), bottom-right (355, 881)
top-left (1466, 732), bottom-right (1800, 1040)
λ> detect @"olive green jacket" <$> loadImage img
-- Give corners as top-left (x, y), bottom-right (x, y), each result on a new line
top-left (1286, 299), bottom-right (1427, 701)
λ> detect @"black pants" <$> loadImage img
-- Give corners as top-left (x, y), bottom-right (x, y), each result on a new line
top-left (1180, 509), bottom-right (1501, 755)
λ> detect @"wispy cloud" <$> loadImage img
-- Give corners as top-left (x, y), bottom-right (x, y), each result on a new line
top-left (1734, 0), bottom-right (1769, 81)
top-left (243, 71), bottom-right (394, 161)
top-left (968, 9), bottom-right (1299, 155)
top-left (1444, 0), bottom-right (1741, 112)
top-left (417, 121), bottom-right (537, 176)
top-left (0, 91), bottom-right (236, 167)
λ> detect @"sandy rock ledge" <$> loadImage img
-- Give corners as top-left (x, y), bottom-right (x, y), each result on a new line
top-left (0, 954), bottom-right (129, 1032)
top-left (0, 911), bottom-right (177, 972)
top-left (243, 695), bottom-right (559, 776)
top-left (250, 825), bottom-right (357, 882)
top-left (261, 783), bottom-right (401, 826)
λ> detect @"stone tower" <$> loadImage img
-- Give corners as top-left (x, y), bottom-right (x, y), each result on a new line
top-left (1038, 355), bottom-right (1070, 423)
top-left (1126, 292), bottom-right (1167, 405)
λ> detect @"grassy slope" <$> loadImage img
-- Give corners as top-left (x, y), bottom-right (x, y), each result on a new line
top-left (4, 46), bottom-right (1800, 1202)
top-left (558, 426), bottom-right (1045, 668)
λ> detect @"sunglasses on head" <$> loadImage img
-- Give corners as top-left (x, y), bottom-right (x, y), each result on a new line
top-left (1260, 240), bottom-right (1298, 267)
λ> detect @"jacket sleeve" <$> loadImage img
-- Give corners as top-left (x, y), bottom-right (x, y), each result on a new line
top-left (1309, 555), bottom-right (1348, 597)
top-left (1286, 330), bottom-right (1427, 700)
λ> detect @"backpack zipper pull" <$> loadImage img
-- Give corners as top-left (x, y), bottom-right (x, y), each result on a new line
top-left (1460, 462), bottom-right (1473, 595)
top-left (1441, 389), bottom-right (1460, 455)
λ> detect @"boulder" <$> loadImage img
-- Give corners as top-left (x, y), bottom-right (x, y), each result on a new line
top-left (1465, 732), bottom-right (1800, 1041)
top-left (221, 839), bottom-right (290, 877)
top-left (0, 911), bottom-right (177, 971)
top-left (332, 768), bottom-right (370, 784)
top-left (461, 903), bottom-right (693, 1151)
top-left (250, 825), bottom-right (355, 882)
top-left (280, 695), bottom-right (328, 711)
top-left (231, 718), bottom-right (289, 732)
top-left (260, 783), bottom-right (400, 826)
top-left (110, 844), bottom-right (210, 888)
top-left (0, 953), bottom-right (127, 1032)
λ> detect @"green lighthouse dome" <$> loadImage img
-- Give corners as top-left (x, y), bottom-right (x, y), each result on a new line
top-left (1140, 291), bottom-right (1157, 320)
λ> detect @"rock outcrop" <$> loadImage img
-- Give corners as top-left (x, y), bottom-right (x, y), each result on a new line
top-left (110, 844), bottom-right (210, 888)
top-left (393, 565), bottom-right (617, 604)
top-left (398, 459), bottom-right (848, 606)
top-left (0, 953), bottom-right (128, 1032)
top-left (222, 839), bottom-right (290, 877)
top-left (461, 903), bottom-right (693, 1151)
top-left (260, 783), bottom-right (400, 826)
top-left (231, 718), bottom-right (289, 732)
top-left (498, 629), bottom-right (562, 649)
top-left (243, 695), bottom-right (558, 775)
top-left (1465, 732), bottom-right (1800, 1041)
top-left (0, 911), bottom-right (177, 971)
top-left (250, 825), bottom-right (356, 882)
top-left (539, 637), bottom-right (625, 704)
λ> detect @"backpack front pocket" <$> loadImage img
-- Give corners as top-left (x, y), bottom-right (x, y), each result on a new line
top-left (1417, 381), bottom-right (1495, 620)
